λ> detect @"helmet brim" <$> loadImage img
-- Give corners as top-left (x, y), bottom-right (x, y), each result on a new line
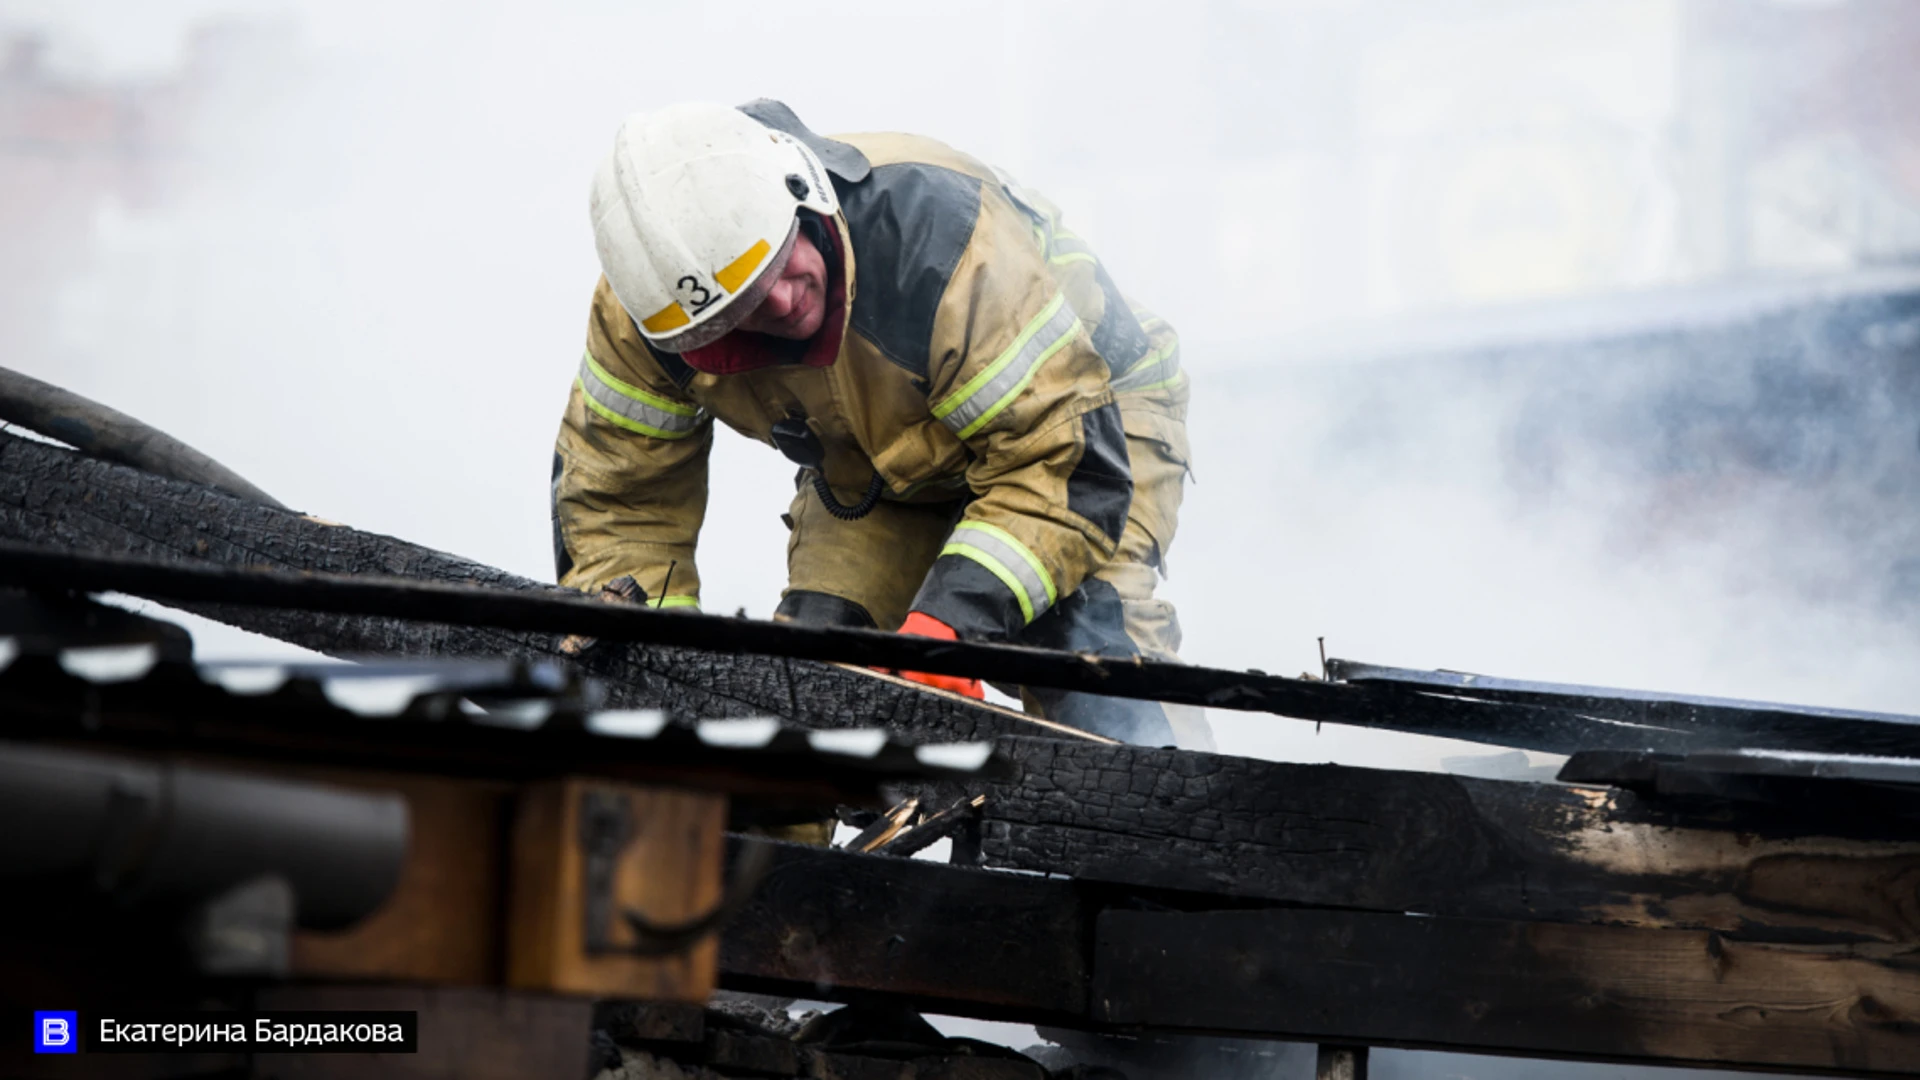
top-left (646, 217), bottom-right (800, 355)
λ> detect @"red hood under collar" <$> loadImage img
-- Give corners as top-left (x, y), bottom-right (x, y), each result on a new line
top-left (680, 216), bottom-right (848, 376)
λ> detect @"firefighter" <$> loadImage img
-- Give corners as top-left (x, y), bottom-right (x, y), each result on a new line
top-left (551, 99), bottom-right (1204, 748)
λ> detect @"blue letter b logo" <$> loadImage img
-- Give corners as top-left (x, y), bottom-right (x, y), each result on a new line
top-left (34, 1011), bottom-right (77, 1054)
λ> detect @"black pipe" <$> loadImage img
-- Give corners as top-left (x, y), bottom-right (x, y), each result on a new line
top-left (0, 742), bottom-right (407, 929)
top-left (0, 366), bottom-right (286, 509)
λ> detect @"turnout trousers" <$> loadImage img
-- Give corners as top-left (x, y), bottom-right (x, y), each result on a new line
top-left (773, 429), bottom-right (1212, 749)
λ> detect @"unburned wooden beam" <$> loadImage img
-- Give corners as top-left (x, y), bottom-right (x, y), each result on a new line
top-left (507, 779), bottom-right (726, 1000)
top-left (291, 771), bottom-right (511, 984)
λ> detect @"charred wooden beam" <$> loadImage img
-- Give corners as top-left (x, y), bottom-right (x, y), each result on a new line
top-left (0, 431), bottom-right (1047, 745)
top-left (718, 839), bottom-right (1090, 1023)
top-left (1559, 747), bottom-right (1920, 822)
top-left (17, 431), bottom-right (1920, 759)
top-left (1093, 907), bottom-right (1920, 1076)
top-left (0, 364), bottom-right (286, 508)
top-left (718, 843), bottom-right (1919, 1076)
top-left (1332, 658), bottom-right (1920, 761)
top-left (961, 737), bottom-right (1920, 944)
top-left (0, 534), bottom-right (1766, 757)
top-left (0, 647), bottom-right (1009, 806)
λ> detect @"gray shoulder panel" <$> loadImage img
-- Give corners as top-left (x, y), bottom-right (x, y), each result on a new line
top-left (1088, 263), bottom-right (1152, 375)
top-left (837, 162), bottom-right (983, 379)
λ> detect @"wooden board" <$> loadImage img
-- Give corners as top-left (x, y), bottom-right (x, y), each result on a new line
top-left (964, 737), bottom-right (1920, 943)
top-left (719, 839), bottom-right (1090, 1021)
top-left (0, 431), bottom-right (1045, 744)
top-left (507, 779), bottom-right (726, 999)
top-left (31, 427), bottom-right (1914, 761)
top-left (1094, 908), bottom-right (1920, 1076)
top-left (291, 771), bottom-right (510, 984)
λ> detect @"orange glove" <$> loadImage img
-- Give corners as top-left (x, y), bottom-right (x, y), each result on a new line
top-left (889, 611), bottom-right (985, 699)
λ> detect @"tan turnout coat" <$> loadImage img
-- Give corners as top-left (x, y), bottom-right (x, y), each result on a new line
top-left (552, 129), bottom-right (1188, 643)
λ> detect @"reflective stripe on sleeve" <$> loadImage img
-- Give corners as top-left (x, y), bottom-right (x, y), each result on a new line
top-left (1111, 341), bottom-right (1183, 394)
top-left (1046, 232), bottom-right (1096, 267)
top-left (931, 295), bottom-right (1082, 440)
top-left (939, 521), bottom-right (1057, 625)
top-left (650, 594), bottom-right (701, 610)
top-left (577, 350), bottom-right (704, 439)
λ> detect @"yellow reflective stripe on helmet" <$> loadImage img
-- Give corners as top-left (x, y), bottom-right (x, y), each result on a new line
top-left (941, 520), bottom-right (1056, 624)
top-left (577, 351), bottom-right (703, 440)
top-left (714, 238), bottom-right (771, 294)
top-left (1111, 342), bottom-right (1182, 393)
top-left (641, 301), bottom-right (691, 334)
top-left (931, 294), bottom-right (1082, 440)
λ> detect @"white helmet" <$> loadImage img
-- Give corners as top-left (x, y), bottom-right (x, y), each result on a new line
top-left (590, 101), bottom-right (840, 353)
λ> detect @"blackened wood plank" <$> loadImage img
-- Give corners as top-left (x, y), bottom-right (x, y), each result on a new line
top-left (969, 738), bottom-right (1920, 943)
top-left (31, 432), bottom-right (1920, 760)
top-left (718, 839), bottom-right (1088, 1022)
top-left (1331, 657), bottom-right (1920, 751)
top-left (1560, 749), bottom-right (1920, 823)
top-left (1093, 908), bottom-right (1920, 1076)
top-left (0, 431), bottom-right (1038, 744)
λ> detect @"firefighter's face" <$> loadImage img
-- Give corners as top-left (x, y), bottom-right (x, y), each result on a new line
top-left (737, 230), bottom-right (828, 340)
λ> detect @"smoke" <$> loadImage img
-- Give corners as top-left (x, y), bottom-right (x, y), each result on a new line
top-left (1179, 273), bottom-right (1920, 769)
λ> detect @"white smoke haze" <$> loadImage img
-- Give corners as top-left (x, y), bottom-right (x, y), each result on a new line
top-left (4, 3), bottom-right (1918, 1076)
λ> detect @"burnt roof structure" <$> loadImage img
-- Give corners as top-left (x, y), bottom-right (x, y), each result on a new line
top-left (3, 398), bottom-right (1920, 1078)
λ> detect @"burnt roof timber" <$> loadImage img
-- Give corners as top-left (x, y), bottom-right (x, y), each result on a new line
top-left (0, 431), bottom-right (1057, 746)
top-left (730, 841), bottom-right (1920, 1077)
top-left (1331, 658), bottom-right (1920, 750)
top-left (929, 736), bottom-right (1920, 945)
top-left (1092, 906), bottom-right (1920, 1076)
top-left (0, 650), bottom-right (1007, 804)
top-left (11, 431), bottom-right (1920, 758)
